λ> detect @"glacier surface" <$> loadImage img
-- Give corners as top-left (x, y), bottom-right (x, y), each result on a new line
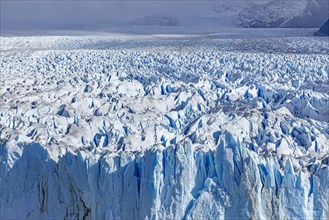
top-left (0, 30), bottom-right (329, 219)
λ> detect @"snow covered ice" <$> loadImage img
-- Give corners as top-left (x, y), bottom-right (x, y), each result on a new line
top-left (0, 30), bottom-right (329, 219)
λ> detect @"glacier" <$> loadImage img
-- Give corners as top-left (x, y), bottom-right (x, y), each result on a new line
top-left (0, 31), bottom-right (329, 219)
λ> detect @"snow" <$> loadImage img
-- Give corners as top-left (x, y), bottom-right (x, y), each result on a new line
top-left (238, 0), bottom-right (328, 28)
top-left (0, 29), bottom-right (328, 219)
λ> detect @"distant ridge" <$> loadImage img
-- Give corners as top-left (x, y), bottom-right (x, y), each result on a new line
top-left (314, 19), bottom-right (329, 36)
top-left (238, 0), bottom-right (328, 28)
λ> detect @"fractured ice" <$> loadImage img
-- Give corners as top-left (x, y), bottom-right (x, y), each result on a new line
top-left (0, 33), bottom-right (328, 219)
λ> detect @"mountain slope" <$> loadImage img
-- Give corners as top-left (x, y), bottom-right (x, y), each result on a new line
top-left (315, 19), bottom-right (329, 36)
top-left (238, 0), bottom-right (329, 28)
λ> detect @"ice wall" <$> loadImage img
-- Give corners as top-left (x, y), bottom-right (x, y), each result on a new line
top-left (0, 132), bottom-right (328, 219)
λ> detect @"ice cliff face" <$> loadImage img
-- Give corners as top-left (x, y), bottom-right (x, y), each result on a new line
top-left (1, 134), bottom-right (328, 219)
top-left (0, 34), bottom-right (329, 219)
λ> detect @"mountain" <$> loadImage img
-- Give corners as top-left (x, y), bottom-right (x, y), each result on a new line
top-left (130, 14), bottom-right (179, 26)
top-left (238, 0), bottom-right (329, 28)
top-left (1, 1), bottom-right (328, 31)
top-left (315, 19), bottom-right (329, 36)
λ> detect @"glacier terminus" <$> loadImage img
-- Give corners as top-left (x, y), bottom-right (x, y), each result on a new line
top-left (0, 30), bottom-right (329, 219)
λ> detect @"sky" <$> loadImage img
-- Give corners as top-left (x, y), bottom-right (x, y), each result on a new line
top-left (1, 0), bottom-right (328, 32)
top-left (1, 1), bottom-right (225, 30)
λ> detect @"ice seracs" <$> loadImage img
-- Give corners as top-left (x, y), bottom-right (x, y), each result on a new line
top-left (0, 33), bottom-right (328, 219)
